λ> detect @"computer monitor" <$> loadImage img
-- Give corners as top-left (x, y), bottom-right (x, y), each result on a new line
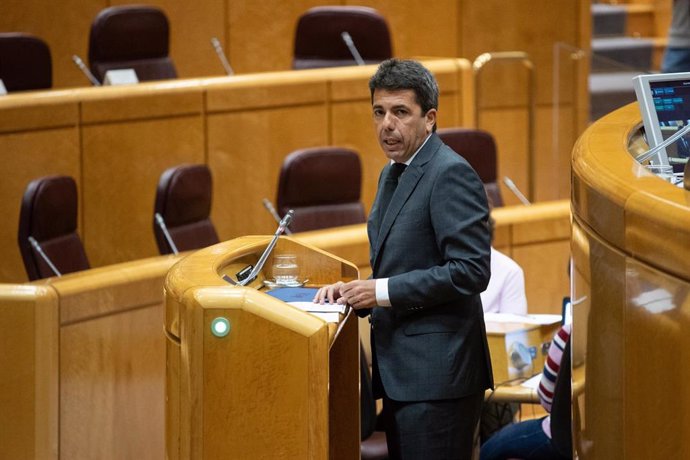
top-left (633, 72), bottom-right (690, 167)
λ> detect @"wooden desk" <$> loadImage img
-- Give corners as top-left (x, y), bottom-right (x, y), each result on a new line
top-left (572, 102), bottom-right (690, 458)
top-left (0, 60), bottom-right (473, 283)
top-left (165, 236), bottom-right (360, 459)
top-left (0, 254), bottom-right (181, 460)
top-left (484, 317), bottom-right (561, 404)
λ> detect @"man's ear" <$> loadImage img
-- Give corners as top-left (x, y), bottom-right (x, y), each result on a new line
top-left (425, 108), bottom-right (437, 133)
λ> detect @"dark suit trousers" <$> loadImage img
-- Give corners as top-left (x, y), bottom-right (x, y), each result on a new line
top-left (382, 391), bottom-right (485, 460)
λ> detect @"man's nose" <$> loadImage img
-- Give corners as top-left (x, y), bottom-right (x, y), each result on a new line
top-left (382, 112), bottom-right (395, 129)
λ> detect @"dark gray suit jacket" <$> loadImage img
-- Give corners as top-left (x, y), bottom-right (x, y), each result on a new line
top-left (367, 133), bottom-right (494, 402)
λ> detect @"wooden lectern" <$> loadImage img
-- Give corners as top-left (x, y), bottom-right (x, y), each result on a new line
top-left (165, 236), bottom-right (360, 459)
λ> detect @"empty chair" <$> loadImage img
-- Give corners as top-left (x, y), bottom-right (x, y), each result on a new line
top-left (88, 5), bottom-right (177, 83)
top-left (18, 175), bottom-right (89, 281)
top-left (0, 33), bottom-right (52, 92)
top-left (437, 128), bottom-right (504, 207)
top-left (276, 147), bottom-right (366, 232)
top-left (293, 6), bottom-right (392, 70)
top-left (153, 164), bottom-right (219, 255)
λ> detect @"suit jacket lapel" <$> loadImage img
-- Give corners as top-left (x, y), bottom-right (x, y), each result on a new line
top-left (371, 134), bottom-right (441, 271)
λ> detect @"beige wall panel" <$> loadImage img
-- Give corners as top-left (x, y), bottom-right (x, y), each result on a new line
top-left (0, 285), bottom-right (58, 460)
top-left (330, 101), bottom-right (388, 213)
top-left (0, 129), bottom-right (81, 283)
top-left (478, 107), bottom-right (529, 206)
top-left (513, 240), bottom-right (570, 314)
top-left (227, 0), bottom-right (325, 73)
top-left (624, 258), bottom-right (690, 459)
top-left (461, 0), bottom-right (583, 107)
top-left (538, 104), bottom-right (576, 202)
top-left (109, 0), bottom-right (227, 79)
top-left (59, 304), bottom-right (165, 460)
top-left (206, 77), bottom-right (328, 112)
top-left (81, 117), bottom-right (204, 267)
top-left (351, 0), bottom-right (459, 58)
top-left (80, 88), bottom-right (204, 123)
top-left (0, 101), bottom-right (78, 134)
top-left (480, 105), bottom-right (573, 204)
top-left (0, 0), bottom-right (105, 89)
top-left (207, 104), bottom-right (328, 240)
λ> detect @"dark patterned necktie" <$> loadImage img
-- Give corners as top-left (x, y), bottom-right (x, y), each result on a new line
top-left (378, 163), bottom-right (407, 222)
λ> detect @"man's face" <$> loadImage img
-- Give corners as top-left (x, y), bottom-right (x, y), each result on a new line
top-left (372, 88), bottom-right (436, 163)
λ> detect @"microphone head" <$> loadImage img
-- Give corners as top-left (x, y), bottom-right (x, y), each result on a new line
top-left (282, 209), bottom-right (294, 227)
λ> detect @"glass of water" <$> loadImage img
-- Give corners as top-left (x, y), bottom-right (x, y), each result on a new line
top-left (272, 254), bottom-right (299, 285)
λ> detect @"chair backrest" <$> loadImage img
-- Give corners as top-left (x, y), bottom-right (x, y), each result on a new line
top-left (550, 338), bottom-right (573, 458)
top-left (293, 6), bottom-right (392, 70)
top-left (18, 175), bottom-right (90, 281)
top-left (88, 5), bottom-right (177, 83)
top-left (153, 164), bottom-right (219, 255)
top-left (437, 128), bottom-right (504, 207)
top-left (0, 33), bottom-right (52, 92)
top-left (276, 147), bottom-right (366, 232)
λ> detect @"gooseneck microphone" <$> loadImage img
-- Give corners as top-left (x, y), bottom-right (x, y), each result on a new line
top-left (262, 198), bottom-right (292, 235)
top-left (211, 37), bottom-right (234, 76)
top-left (71, 55), bottom-right (101, 86)
top-left (224, 210), bottom-right (294, 286)
top-left (28, 236), bottom-right (62, 277)
top-left (502, 176), bottom-right (531, 206)
top-left (154, 213), bottom-right (179, 255)
top-left (340, 31), bottom-right (365, 66)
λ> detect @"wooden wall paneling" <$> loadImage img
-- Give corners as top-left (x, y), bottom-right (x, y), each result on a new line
top-left (50, 256), bottom-right (176, 459)
top-left (0, 285), bottom-right (59, 460)
top-left (512, 240), bottom-right (570, 315)
top-left (330, 89), bottom-right (390, 213)
top-left (351, 0), bottom-right (459, 59)
top-left (460, 0), bottom-right (582, 108)
top-left (479, 104), bottom-right (574, 203)
top-left (624, 257), bottom-right (690, 459)
top-left (226, 0), bottom-right (326, 73)
top-left (59, 304), bottom-right (166, 459)
top-left (205, 77), bottom-right (329, 240)
top-left (478, 107), bottom-right (529, 206)
top-left (80, 89), bottom-right (205, 267)
top-left (109, 0), bottom-right (228, 80)
top-left (0, 0), bottom-right (105, 89)
top-left (0, 104), bottom-right (81, 282)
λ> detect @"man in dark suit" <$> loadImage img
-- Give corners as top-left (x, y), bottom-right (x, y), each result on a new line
top-left (315, 59), bottom-right (493, 459)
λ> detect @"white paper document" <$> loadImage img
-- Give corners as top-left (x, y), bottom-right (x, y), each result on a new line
top-left (288, 301), bottom-right (345, 323)
top-left (520, 373), bottom-right (542, 389)
top-left (483, 312), bottom-right (562, 325)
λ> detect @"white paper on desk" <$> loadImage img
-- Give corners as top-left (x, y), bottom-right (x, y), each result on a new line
top-left (520, 373), bottom-right (542, 389)
top-left (309, 312), bottom-right (341, 323)
top-left (288, 301), bottom-right (346, 314)
top-left (484, 312), bottom-right (562, 325)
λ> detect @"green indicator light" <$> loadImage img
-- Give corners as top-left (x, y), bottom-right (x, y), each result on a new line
top-left (211, 317), bottom-right (230, 338)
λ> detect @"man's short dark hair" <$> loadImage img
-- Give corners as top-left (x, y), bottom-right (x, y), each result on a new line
top-left (369, 59), bottom-right (439, 130)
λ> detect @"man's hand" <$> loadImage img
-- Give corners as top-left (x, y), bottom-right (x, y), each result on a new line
top-left (338, 279), bottom-right (377, 309)
top-left (313, 281), bottom-right (345, 305)
top-left (313, 280), bottom-right (378, 310)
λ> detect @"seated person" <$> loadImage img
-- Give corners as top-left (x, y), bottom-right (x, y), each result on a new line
top-left (481, 214), bottom-right (527, 315)
top-left (479, 214), bottom-right (529, 443)
top-left (480, 323), bottom-right (572, 460)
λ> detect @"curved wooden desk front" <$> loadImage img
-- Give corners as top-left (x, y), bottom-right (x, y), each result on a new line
top-left (572, 103), bottom-right (690, 459)
top-left (165, 236), bottom-right (360, 460)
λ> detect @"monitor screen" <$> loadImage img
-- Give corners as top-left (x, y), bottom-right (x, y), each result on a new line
top-left (633, 72), bottom-right (690, 167)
